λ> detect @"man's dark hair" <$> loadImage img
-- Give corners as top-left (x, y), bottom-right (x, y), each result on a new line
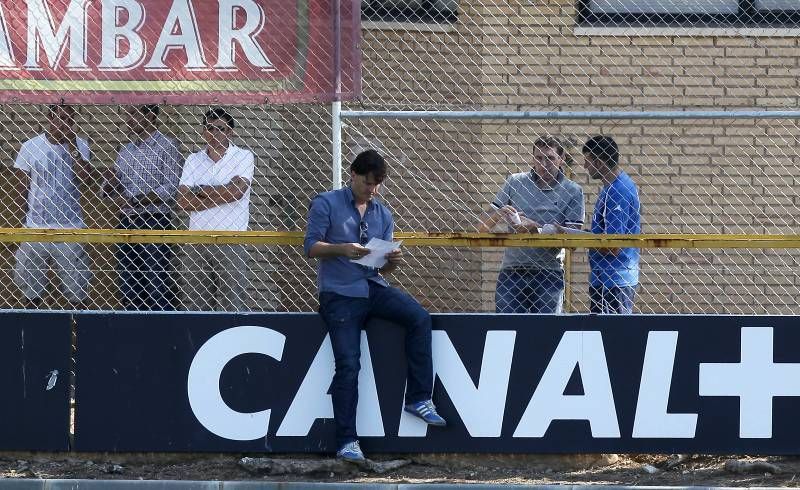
top-left (350, 149), bottom-right (387, 182)
top-left (534, 136), bottom-right (565, 157)
top-left (140, 104), bottom-right (160, 119)
top-left (582, 135), bottom-right (619, 168)
top-left (47, 103), bottom-right (75, 117)
top-left (203, 107), bottom-right (235, 129)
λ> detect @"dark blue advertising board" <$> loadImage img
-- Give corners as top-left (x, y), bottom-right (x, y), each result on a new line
top-left (0, 312), bottom-right (71, 450)
top-left (72, 312), bottom-right (800, 454)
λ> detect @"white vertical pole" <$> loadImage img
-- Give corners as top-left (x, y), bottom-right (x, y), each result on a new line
top-left (332, 101), bottom-right (342, 190)
top-left (331, 0), bottom-right (343, 190)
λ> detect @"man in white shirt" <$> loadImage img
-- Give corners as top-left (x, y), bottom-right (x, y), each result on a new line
top-left (13, 104), bottom-right (93, 309)
top-left (177, 108), bottom-right (255, 311)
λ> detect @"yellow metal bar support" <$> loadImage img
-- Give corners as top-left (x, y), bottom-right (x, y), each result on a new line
top-left (0, 228), bottom-right (800, 248)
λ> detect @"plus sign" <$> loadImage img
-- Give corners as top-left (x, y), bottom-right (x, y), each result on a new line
top-left (699, 327), bottom-right (800, 438)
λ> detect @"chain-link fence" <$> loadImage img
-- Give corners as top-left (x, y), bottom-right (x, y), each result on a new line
top-left (341, 114), bottom-right (800, 315)
top-left (0, 104), bottom-right (332, 312)
top-left (1, 0), bottom-right (799, 313)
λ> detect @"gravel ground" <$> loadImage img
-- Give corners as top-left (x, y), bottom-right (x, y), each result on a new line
top-left (0, 453), bottom-right (798, 486)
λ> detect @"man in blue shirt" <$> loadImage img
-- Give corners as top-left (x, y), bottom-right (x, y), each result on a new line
top-left (304, 150), bottom-right (446, 463)
top-left (582, 136), bottom-right (641, 314)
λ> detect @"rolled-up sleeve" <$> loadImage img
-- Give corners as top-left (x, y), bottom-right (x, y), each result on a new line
top-left (304, 196), bottom-right (330, 257)
top-left (178, 155), bottom-right (196, 187)
top-left (381, 209), bottom-right (394, 241)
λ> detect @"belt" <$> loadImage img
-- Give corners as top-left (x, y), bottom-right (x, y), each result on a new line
top-left (120, 211), bottom-right (172, 220)
top-left (502, 266), bottom-right (561, 273)
top-left (118, 212), bottom-right (174, 230)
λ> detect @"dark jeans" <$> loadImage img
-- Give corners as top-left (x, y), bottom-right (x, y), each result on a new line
top-left (319, 282), bottom-right (433, 447)
top-left (589, 285), bottom-right (637, 314)
top-left (117, 213), bottom-right (175, 311)
top-left (495, 268), bottom-right (564, 313)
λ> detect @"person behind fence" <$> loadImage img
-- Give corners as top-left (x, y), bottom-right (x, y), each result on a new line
top-left (304, 149), bottom-right (446, 463)
top-left (478, 136), bottom-right (584, 313)
top-left (567, 135), bottom-right (640, 314)
top-left (102, 105), bottom-right (182, 311)
top-left (176, 108), bottom-right (254, 312)
top-left (12, 104), bottom-right (94, 309)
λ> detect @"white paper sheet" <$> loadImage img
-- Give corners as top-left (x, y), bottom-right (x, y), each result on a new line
top-left (350, 238), bottom-right (403, 269)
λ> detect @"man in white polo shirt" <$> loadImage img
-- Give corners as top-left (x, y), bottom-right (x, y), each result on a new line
top-left (13, 104), bottom-right (93, 309)
top-left (177, 107), bottom-right (255, 311)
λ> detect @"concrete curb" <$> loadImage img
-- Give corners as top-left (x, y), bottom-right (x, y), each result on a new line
top-left (0, 483), bottom-right (763, 490)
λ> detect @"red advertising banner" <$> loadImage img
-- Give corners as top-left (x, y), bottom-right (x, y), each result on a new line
top-left (0, 0), bottom-right (361, 104)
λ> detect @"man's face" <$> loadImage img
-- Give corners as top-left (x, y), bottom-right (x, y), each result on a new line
top-left (351, 171), bottom-right (382, 202)
top-left (583, 153), bottom-right (604, 180)
top-left (532, 145), bottom-right (563, 183)
top-left (203, 118), bottom-right (232, 149)
top-left (48, 106), bottom-right (75, 140)
top-left (125, 106), bottom-right (153, 137)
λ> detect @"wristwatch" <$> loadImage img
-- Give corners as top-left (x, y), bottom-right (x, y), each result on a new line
top-left (70, 150), bottom-right (82, 161)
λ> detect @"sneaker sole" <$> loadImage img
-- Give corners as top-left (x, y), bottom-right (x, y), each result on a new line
top-left (336, 455), bottom-right (367, 464)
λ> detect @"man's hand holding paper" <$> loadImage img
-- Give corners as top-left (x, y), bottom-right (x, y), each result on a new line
top-left (350, 237), bottom-right (404, 268)
top-left (385, 248), bottom-right (403, 267)
top-left (341, 242), bottom-right (371, 259)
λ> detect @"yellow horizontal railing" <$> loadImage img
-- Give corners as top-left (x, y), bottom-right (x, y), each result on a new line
top-left (0, 228), bottom-right (799, 248)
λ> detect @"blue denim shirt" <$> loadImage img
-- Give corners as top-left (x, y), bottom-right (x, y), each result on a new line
top-left (304, 187), bottom-right (394, 298)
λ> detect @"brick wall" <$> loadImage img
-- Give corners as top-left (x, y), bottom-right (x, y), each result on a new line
top-left (358, 0), bottom-right (800, 314)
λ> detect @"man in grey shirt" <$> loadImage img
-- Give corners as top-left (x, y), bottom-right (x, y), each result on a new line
top-left (103, 105), bottom-right (181, 310)
top-left (479, 136), bottom-right (584, 313)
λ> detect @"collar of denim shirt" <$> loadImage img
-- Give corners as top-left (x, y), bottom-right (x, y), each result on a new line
top-left (345, 184), bottom-right (378, 214)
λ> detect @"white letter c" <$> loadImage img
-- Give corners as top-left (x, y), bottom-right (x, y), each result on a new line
top-left (187, 326), bottom-right (285, 441)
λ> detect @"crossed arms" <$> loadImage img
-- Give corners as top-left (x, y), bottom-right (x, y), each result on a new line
top-left (176, 176), bottom-right (251, 212)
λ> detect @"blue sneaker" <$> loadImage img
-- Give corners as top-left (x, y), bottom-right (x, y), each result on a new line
top-left (336, 440), bottom-right (366, 463)
top-left (404, 399), bottom-right (447, 426)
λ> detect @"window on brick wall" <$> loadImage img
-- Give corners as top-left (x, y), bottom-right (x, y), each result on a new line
top-left (362, 0), bottom-right (458, 23)
top-left (578, 0), bottom-right (800, 27)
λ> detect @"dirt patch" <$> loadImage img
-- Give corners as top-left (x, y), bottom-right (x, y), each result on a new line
top-left (1, 452), bottom-right (799, 485)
